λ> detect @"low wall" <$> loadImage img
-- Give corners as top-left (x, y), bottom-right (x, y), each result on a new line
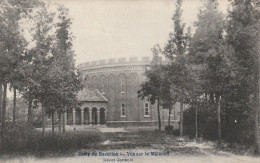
top-left (106, 120), bottom-right (179, 129)
top-left (106, 121), bottom-right (158, 127)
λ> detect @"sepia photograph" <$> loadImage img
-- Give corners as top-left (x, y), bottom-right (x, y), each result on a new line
top-left (0, 0), bottom-right (260, 162)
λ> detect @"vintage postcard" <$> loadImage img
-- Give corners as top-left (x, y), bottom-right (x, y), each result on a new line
top-left (0, 0), bottom-right (259, 162)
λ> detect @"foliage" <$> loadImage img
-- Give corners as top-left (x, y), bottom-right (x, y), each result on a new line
top-left (183, 102), bottom-right (216, 140)
top-left (225, 0), bottom-right (260, 153)
top-left (138, 48), bottom-right (173, 109)
top-left (189, 0), bottom-right (238, 97)
top-left (0, 1), bottom-right (81, 118)
top-left (0, 0), bottom-right (82, 141)
top-left (183, 100), bottom-right (255, 145)
top-left (138, 0), bottom-right (192, 112)
top-left (0, 123), bottom-right (101, 155)
top-left (165, 125), bottom-right (174, 134)
top-left (163, 0), bottom-right (193, 104)
top-left (137, 45), bottom-right (165, 131)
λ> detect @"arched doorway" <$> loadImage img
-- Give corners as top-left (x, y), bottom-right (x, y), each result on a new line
top-left (92, 108), bottom-right (98, 125)
top-left (67, 110), bottom-right (73, 125)
top-left (84, 108), bottom-right (89, 124)
top-left (100, 108), bottom-right (106, 124)
top-left (76, 108), bottom-right (81, 125)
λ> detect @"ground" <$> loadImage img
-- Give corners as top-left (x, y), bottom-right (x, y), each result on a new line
top-left (2, 126), bottom-right (259, 163)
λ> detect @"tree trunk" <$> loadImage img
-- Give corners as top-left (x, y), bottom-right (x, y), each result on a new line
top-left (13, 88), bottom-right (16, 124)
top-left (195, 106), bottom-right (198, 139)
top-left (28, 92), bottom-right (33, 123)
top-left (210, 93), bottom-right (214, 103)
top-left (168, 108), bottom-right (171, 126)
top-left (255, 90), bottom-right (260, 154)
top-left (255, 74), bottom-right (260, 154)
top-left (58, 112), bottom-right (61, 133)
top-left (1, 82), bottom-right (7, 128)
top-left (0, 82), bottom-right (2, 144)
top-left (216, 94), bottom-right (221, 146)
top-left (180, 102), bottom-right (183, 137)
top-left (0, 80), bottom-right (2, 125)
top-left (62, 112), bottom-right (65, 133)
top-left (51, 112), bottom-right (54, 134)
top-left (42, 105), bottom-right (45, 135)
top-left (157, 97), bottom-right (161, 131)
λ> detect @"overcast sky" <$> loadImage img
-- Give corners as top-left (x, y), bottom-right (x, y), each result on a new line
top-left (48, 0), bottom-right (230, 64)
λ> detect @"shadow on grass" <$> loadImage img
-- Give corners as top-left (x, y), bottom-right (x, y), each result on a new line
top-left (96, 130), bottom-right (179, 150)
top-left (1, 124), bottom-right (184, 158)
top-left (0, 123), bottom-right (102, 158)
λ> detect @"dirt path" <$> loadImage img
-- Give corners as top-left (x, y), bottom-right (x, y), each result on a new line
top-left (3, 147), bottom-right (259, 163)
top-left (1, 128), bottom-right (259, 163)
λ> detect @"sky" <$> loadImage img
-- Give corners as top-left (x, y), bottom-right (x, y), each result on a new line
top-left (48, 0), bottom-right (230, 64)
top-left (8, 0), bottom-right (230, 98)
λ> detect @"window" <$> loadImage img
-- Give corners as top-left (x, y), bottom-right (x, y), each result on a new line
top-left (101, 84), bottom-right (105, 94)
top-left (121, 104), bottom-right (126, 117)
top-left (101, 80), bottom-right (105, 94)
top-left (121, 80), bottom-right (125, 93)
top-left (144, 103), bottom-right (149, 117)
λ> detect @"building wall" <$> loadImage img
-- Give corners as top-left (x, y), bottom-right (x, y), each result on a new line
top-left (79, 57), bottom-right (180, 127)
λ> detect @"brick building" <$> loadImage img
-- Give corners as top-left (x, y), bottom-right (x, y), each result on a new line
top-left (66, 57), bottom-right (181, 127)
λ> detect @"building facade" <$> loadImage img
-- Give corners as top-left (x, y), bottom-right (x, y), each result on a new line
top-left (67, 57), bottom-right (181, 127)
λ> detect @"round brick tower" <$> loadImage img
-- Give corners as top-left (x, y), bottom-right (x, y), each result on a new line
top-left (78, 57), bottom-right (160, 126)
top-left (78, 56), bottom-right (181, 127)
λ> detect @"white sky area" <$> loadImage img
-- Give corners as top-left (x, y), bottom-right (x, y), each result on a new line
top-left (7, 0), bottom-right (230, 98)
top-left (47, 0), bottom-right (230, 64)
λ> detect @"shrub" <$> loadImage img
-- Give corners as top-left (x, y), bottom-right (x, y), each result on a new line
top-left (165, 125), bottom-right (174, 134)
top-left (165, 125), bottom-right (173, 131)
top-left (183, 102), bottom-right (254, 146)
top-left (172, 129), bottom-right (180, 136)
top-left (32, 120), bottom-right (42, 128)
top-left (0, 122), bottom-right (101, 156)
top-left (0, 122), bottom-right (36, 153)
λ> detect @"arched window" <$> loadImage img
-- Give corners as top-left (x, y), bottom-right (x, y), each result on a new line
top-left (119, 73), bottom-right (126, 93)
top-left (121, 80), bottom-right (125, 93)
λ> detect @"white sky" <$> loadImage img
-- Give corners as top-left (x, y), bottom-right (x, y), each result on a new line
top-left (47, 0), bottom-right (230, 64)
top-left (8, 0), bottom-right (230, 98)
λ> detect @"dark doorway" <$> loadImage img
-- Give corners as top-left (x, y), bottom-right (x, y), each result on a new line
top-left (76, 108), bottom-right (81, 125)
top-left (92, 108), bottom-right (97, 125)
top-left (67, 110), bottom-right (72, 125)
top-left (100, 108), bottom-right (106, 124)
top-left (84, 108), bottom-right (89, 124)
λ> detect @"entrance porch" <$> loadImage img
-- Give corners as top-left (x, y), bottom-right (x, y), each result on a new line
top-left (68, 88), bottom-right (108, 125)
top-left (65, 107), bottom-right (106, 125)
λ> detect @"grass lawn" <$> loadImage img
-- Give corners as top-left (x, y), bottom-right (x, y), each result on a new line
top-left (1, 125), bottom-right (258, 162)
top-left (1, 126), bottom-right (260, 163)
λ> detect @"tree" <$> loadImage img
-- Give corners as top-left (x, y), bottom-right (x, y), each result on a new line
top-left (226, 0), bottom-right (260, 154)
top-left (16, 2), bottom-right (55, 125)
top-left (138, 45), bottom-right (164, 131)
top-left (0, 0), bottom-right (43, 128)
top-left (46, 5), bottom-right (81, 133)
top-left (22, 4), bottom-right (82, 134)
top-left (163, 0), bottom-right (191, 137)
top-left (0, 0), bottom-right (23, 129)
top-left (0, 1), bottom-right (80, 138)
top-left (160, 66), bottom-right (177, 128)
top-left (188, 0), bottom-right (239, 145)
top-left (12, 89), bottom-right (16, 124)
top-left (0, 0), bottom-right (41, 133)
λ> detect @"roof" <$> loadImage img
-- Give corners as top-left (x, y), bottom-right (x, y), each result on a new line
top-left (77, 88), bottom-right (108, 102)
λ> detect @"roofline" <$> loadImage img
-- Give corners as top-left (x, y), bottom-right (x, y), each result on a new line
top-left (95, 89), bottom-right (108, 101)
